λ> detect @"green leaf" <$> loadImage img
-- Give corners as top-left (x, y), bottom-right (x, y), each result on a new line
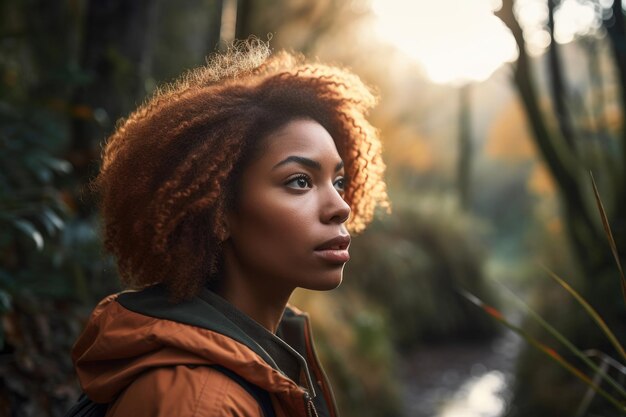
top-left (44, 208), bottom-right (64, 229)
top-left (39, 208), bottom-right (65, 235)
top-left (589, 171), bottom-right (626, 306)
top-left (0, 289), bottom-right (11, 313)
top-left (13, 219), bottom-right (43, 250)
top-left (543, 266), bottom-right (626, 363)
top-left (24, 154), bottom-right (53, 184)
top-left (40, 155), bottom-right (72, 174)
top-left (496, 280), bottom-right (626, 398)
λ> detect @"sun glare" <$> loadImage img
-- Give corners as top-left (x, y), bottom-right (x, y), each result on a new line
top-left (371, 0), bottom-right (517, 85)
top-left (371, 0), bottom-right (601, 85)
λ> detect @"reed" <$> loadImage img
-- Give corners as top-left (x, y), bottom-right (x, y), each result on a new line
top-left (462, 171), bottom-right (626, 414)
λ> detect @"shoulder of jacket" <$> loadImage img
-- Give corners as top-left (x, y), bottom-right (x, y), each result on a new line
top-left (107, 364), bottom-right (264, 417)
top-left (85, 292), bottom-right (120, 321)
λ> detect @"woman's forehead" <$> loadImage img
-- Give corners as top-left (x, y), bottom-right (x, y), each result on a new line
top-left (260, 119), bottom-right (343, 165)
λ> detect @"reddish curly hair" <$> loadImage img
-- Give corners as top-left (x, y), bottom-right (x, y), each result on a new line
top-left (92, 40), bottom-right (389, 299)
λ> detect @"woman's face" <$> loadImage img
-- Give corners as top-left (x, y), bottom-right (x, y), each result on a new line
top-left (224, 118), bottom-right (351, 293)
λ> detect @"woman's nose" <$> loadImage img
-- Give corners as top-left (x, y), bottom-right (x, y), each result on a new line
top-left (321, 185), bottom-right (351, 224)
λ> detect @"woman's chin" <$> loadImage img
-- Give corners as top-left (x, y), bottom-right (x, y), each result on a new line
top-left (303, 272), bottom-right (344, 291)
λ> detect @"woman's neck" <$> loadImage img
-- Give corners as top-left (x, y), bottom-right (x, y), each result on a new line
top-left (213, 258), bottom-right (292, 334)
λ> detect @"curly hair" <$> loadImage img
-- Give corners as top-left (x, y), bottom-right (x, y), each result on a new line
top-left (92, 40), bottom-right (389, 300)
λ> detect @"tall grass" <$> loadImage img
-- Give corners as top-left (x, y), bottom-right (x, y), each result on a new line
top-left (463, 172), bottom-right (626, 415)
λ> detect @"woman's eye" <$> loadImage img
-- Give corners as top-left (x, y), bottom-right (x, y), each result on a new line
top-left (334, 177), bottom-right (345, 192)
top-left (285, 175), bottom-right (312, 190)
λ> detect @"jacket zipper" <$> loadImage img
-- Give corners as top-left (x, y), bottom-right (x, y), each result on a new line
top-left (302, 316), bottom-right (340, 417)
top-left (304, 392), bottom-right (319, 417)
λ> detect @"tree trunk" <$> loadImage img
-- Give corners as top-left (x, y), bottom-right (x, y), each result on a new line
top-left (495, 0), bottom-right (608, 277)
top-left (457, 84), bottom-right (472, 211)
top-left (70, 0), bottom-right (160, 196)
top-left (547, 0), bottom-right (577, 148)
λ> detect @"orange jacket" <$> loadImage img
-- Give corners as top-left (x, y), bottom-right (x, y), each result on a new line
top-left (72, 286), bottom-right (339, 417)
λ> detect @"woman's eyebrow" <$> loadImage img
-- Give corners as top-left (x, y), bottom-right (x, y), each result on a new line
top-left (273, 156), bottom-right (344, 172)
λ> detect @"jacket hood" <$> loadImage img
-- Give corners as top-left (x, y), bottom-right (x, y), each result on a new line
top-left (72, 286), bottom-right (315, 405)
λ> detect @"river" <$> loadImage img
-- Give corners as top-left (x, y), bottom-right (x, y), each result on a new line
top-left (400, 329), bottom-right (522, 417)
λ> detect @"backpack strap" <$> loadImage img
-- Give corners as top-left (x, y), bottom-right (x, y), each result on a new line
top-left (209, 365), bottom-right (276, 417)
top-left (63, 393), bottom-right (108, 417)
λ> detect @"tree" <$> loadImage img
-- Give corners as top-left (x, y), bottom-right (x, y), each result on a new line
top-left (494, 0), bottom-right (626, 415)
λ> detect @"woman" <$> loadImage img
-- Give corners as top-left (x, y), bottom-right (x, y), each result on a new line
top-left (71, 40), bottom-right (388, 417)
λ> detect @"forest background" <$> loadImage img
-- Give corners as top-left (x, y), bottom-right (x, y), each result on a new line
top-left (1, 0), bottom-right (625, 416)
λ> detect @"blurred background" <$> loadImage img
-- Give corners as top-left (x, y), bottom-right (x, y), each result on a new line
top-left (1, 0), bottom-right (625, 416)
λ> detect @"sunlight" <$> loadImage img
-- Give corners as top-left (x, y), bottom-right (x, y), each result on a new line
top-left (437, 371), bottom-right (507, 417)
top-left (371, 0), bottom-right (601, 85)
top-left (553, 0), bottom-right (599, 43)
top-left (371, 0), bottom-right (516, 85)
top-left (514, 0), bottom-right (600, 52)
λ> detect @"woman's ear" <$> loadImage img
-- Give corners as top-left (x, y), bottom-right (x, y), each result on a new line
top-left (216, 215), bottom-right (230, 242)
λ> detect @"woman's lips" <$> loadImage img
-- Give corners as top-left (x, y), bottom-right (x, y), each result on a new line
top-left (314, 235), bottom-right (351, 264)
top-left (314, 248), bottom-right (350, 263)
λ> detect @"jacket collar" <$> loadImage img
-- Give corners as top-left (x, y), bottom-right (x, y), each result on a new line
top-left (116, 285), bottom-right (316, 396)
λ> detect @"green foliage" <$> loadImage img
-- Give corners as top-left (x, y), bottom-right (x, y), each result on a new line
top-left (493, 1), bottom-right (626, 411)
top-left (0, 90), bottom-right (118, 417)
top-left (0, 2), bottom-right (120, 415)
top-left (503, 270), bottom-right (626, 417)
top-left (0, 101), bottom-right (113, 415)
top-left (0, 103), bottom-right (69, 284)
top-left (468, 176), bottom-right (626, 416)
top-left (347, 192), bottom-right (499, 350)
